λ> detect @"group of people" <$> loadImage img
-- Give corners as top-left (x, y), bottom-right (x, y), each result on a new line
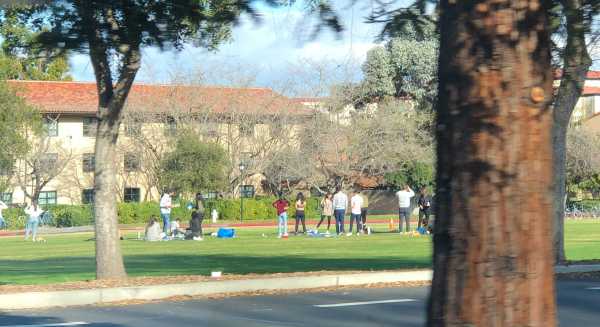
top-left (146, 191), bottom-right (205, 241)
top-left (272, 188), bottom-right (370, 238)
top-left (272, 185), bottom-right (433, 239)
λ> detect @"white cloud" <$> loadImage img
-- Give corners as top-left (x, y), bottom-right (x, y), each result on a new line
top-left (69, 2), bottom-right (388, 93)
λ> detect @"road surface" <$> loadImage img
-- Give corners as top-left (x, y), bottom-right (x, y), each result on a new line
top-left (1, 280), bottom-right (599, 326)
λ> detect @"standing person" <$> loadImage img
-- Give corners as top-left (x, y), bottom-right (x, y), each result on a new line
top-left (418, 187), bottom-right (432, 230)
top-left (190, 194), bottom-right (206, 241)
top-left (332, 187), bottom-right (348, 235)
top-left (360, 190), bottom-right (369, 233)
top-left (315, 192), bottom-right (333, 233)
top-left (159, 190), bottom-right (174, 235)
top-left (349, 190), bottom-right (364, 236)
top-left (0, 199), bottom-right (8, 229)
top-left (396, 184), bottom-right (415, 233)
top-left (294, 192), bottom-right (307, 235)
top-left (24, 202), bottom-right (44, 242)
top-left (272, 193), bottom-right (290, 238)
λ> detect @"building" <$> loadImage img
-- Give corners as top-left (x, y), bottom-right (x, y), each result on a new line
top-left (558, 71), bottom-right (600, 124)
top-left (1, 80), bottom-right (310, 205)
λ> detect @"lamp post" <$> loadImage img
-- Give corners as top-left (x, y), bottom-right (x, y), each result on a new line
top-left (239, 163), bottom-right (245, 223)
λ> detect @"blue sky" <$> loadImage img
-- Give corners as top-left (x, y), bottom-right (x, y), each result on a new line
top-left (69, 1), bottom-right (397, 96)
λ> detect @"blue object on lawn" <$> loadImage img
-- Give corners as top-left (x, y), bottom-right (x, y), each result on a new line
top-left (416, 226), bottom-right (427, 235)
top-left (217, 228), bottom-right (235, 238)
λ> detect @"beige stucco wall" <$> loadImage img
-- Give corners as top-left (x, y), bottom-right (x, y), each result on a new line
top-left (3, 114), bottom-right (304, 205)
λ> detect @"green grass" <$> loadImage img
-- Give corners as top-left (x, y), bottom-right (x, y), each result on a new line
top-left (1, 220), bottom-right (598, 285)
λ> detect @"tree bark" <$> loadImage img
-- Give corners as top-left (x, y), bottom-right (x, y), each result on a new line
top-left (428, 1), bottom-right (556, 326)
top-left (551, 0), bottom-right (592, 265)
top-left (77, 1), bottom-right (142, 279)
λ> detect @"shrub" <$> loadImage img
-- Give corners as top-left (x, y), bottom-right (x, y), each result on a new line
top-left (51, 205), bottom-right (94, 227)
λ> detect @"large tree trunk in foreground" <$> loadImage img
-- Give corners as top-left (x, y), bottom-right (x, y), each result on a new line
top-left (428, 1), bottom-right (556, 326)
top-left (552, 0), bottom-right (592, 265)
top-left (78, 2), bottom-right (142, 279)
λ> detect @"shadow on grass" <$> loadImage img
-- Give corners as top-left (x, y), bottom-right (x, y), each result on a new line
top-left (0, 254), bottom-right (431, 285)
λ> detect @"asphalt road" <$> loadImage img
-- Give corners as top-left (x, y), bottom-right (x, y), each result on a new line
top-left (1, 280), bottom-right (599, 327)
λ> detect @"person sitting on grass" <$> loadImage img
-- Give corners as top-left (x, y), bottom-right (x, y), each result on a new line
top-left (145, 216), bottom-right (162, 242)
top-left (170, 218), bottom-right (185, 238)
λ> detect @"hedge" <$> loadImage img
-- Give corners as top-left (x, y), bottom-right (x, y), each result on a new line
top-left (0, 197), bottom-right (321, 230)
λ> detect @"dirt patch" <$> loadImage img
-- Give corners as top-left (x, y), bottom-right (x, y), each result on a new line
top-left (0, 269), bottom-right (428, 294)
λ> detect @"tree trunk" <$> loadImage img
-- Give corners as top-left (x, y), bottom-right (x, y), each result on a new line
top-left (94, 116), bottom-right (127, 279)
top-left (428, 1), bottom-right (556, 326)
top-left (551, 0), bottom-right (592, 265)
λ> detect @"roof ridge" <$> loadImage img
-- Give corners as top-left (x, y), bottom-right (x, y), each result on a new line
top-left (5, 79), bottom-right (275, 92)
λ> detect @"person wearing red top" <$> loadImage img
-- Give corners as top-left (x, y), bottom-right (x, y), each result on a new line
top-left (272, 194), bottom-right (290, 238)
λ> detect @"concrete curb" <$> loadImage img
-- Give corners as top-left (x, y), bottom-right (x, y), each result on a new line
top-left (0, 270), bottom-right (433, 310)
top-left (555, 264), bottom-right (600, 274)
top-left (2, 265), bottom-right (598, 310)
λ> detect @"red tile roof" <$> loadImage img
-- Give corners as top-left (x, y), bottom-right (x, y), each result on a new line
top-left (7, 80), bottom-right (311, 117)
top-left (583, 86), bottom-right (600, 96)
top-left (554, 70), bottom-right (600, 80)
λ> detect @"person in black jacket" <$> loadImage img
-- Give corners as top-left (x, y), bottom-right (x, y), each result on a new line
top-left (189, 194), bottom-right (206, 241)
top-left (418, 187), bottom-right (432, 230)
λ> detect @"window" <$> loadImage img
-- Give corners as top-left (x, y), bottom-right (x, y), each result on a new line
top-left (239, 121), bottom-right (255, 137)
top-left (44, 117), bottom-right (59, 137)
top-left (240, 152), bottom-right (253, 168)
top-left (203, 191), bottom-right (218, 200)
top-left (124, 152), bottom-right (140, 172)
top-left (165, 117), bottom-right (177, 136)
top-left (125, 121), bottom-right (142, 137)
top-left (39, 153), bottom-right (58, 170)
top-left (0, 159), bottom-right (12, 176)
top-left (82, 153), bottom-right (95, 172)
top-left (202, 122), bottom-right (219, 138)
top-left (240, 185), bottom-right (255, 198)
top-left (1, 192), bottom-right (12, 205)
top-left (124, 187), bottom-right (140, 202)
top-left (38, 191), bottom-right (57, 206)
top-left (83, 117), bottom-right (98, 137)
top-left (81, 189), bottom-right (95, 204)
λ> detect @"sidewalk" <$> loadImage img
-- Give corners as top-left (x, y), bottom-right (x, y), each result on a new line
top-left (1, 264), bottom-right (598, 310)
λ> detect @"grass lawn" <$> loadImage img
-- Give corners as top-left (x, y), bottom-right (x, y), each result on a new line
top-left (0, 220), bottom-right (598, 285)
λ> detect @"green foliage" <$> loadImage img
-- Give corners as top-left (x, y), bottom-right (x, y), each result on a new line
top-left (359, 22), bottom-right (438, 109)
top-left (0, 12), bottom-right (71, 81)
top-left (0, 197), bottom-right (323, 230)
top-left (51, 205), bottom-right (94, 228)
top-left (159, 134), bottom-right (229, 195)
top-left (385, 161), bottom-right (435, 191)
top-left (0, 81), bottom-right (42, 191)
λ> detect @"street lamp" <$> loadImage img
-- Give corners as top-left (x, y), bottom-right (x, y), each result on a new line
top-left (239, 163), bottom-right (245, 223)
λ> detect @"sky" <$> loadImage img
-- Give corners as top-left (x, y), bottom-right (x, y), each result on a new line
top-left (68, 1), bottom-right (397, 97)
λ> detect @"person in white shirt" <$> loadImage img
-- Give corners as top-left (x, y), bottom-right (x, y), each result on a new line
top-left (25, 203), bottom-right (45, 242)
top-left (0, 200), bottom-right (8, 229)
top-left (332, 187), bottom-right (348, 235)
top-left (159, 191), bottom-right (175, 235)
top-left (348, 190), bottom-right (364, 236)
top-left (145, 216), bottom-right (162, 242)
top-left (396, 185), bottom-right (415, 233)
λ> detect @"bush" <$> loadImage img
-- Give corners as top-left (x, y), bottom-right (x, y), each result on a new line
top-left (51, 205), bottom-right (94, 227)
top-left (385, 161), bottom-right (435, 191)
top-left (0, 197), bottom-right (323, 230)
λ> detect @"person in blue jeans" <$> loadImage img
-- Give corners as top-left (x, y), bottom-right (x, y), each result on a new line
top-left (159, 191), bottom-right (175, 234)
top-left (272, 194), bottom-right (290, 238)
top-left (25, 203), bottom-right (44, 242)
top-left (332, 187), bottom-right (348, 235)
top-left (0, 200), bottom-right (7, 229)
